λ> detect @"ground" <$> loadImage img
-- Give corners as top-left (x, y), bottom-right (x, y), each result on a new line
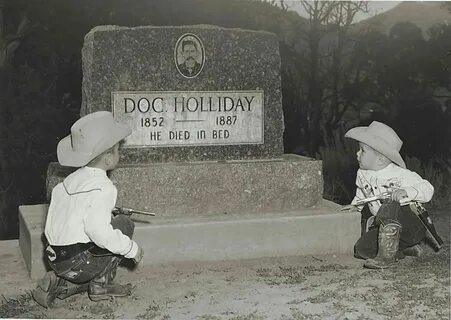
top-left (0, 210), bottom-right (449, 320)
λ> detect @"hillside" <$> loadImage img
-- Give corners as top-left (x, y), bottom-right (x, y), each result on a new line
top-left (354, 1), bottom-right (451, 37)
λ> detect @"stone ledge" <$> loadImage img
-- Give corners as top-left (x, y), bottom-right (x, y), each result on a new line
top-left (47, 154), bottom-right (323, 217)
top-left (19, 201), bottom-right (360, 279)
top-left (19, 204), bottom-right (48, 280)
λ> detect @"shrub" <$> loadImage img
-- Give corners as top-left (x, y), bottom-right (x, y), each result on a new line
top-left (319, 134), bottom-right (358, 204)
top-left (405, 156), bottom-right (451, 208)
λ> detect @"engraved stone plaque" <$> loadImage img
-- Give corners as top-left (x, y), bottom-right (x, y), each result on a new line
top-left (112, 91), bottom-right (264, 147)
top-left (82, 25), bottom-right (283, 162)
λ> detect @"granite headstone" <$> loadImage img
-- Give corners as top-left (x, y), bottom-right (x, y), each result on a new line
top-left (47, 25), bottom-right (323, 216)
top-left (81, 25), bottom-right (283, 163)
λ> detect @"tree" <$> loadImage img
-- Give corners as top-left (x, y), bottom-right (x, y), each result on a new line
top-left (0, 0), bottom-right (36, 68)
top-left (297, 0), bottom-right (369, 154)
top-left (346, 22), bottom-right (450, 160)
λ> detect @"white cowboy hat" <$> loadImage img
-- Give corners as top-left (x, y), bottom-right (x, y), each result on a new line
top-left (345, 121), bottom-right (406, 168)
top-left (57, 111), bottom-right (131, 167)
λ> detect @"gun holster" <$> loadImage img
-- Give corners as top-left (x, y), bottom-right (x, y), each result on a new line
top-left (410, 203), bottom-right (443, 252)
top-left (361, 205), bottom-right (374, 235)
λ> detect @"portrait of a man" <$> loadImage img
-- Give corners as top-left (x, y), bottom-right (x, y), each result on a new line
top-left (175, 34), bottom-right (204, 78)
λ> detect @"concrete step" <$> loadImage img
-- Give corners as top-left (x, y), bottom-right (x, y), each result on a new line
top-left (19, 201), bottom-right (360, 279)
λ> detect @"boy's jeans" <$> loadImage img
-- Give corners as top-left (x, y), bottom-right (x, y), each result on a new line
top-left (45, 215), bottom-right (135, 283)
top-left (354, 201), bottom-right (426, 259)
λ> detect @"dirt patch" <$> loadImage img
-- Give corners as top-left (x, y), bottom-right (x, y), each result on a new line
top-left (0, 293), bottom-right (47, 319)
top-left (0, 210), bottom-right (449, 319)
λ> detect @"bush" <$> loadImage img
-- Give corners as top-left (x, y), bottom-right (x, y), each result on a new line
top-left (319, 134), bottom-right (358, 205)
top-left (405, 156), bottom-right (451, 208)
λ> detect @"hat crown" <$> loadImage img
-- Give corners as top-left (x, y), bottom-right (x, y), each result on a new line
top-left (367, 121), bottom-right (403, 151)
top-left (70, 111), bottom-right (117, 154)
top-left (344, 121), bottom-right (405, 168)
top-left (57, 111), bottom-right (131, 167)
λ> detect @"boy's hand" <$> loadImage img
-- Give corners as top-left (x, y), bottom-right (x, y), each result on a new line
top-left (132, 246), bottom-right (144, 264)
top-left (339, 204), bottom-right (359, 212)
top-left (391, 189), bottom-right (408, 202)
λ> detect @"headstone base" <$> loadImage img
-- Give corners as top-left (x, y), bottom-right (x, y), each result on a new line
top-left (47, 154), bottom-right (323, 216)
top-left (19, 202), bottom-right (360, 279)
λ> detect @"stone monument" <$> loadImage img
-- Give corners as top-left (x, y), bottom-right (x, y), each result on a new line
top-left (20, 25), bottom-right (359, 279)
top-left (47, 25), bottom-right (323, 215)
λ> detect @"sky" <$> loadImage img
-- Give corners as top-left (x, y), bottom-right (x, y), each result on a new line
top-left (286, 1), bottom-right (401, 22)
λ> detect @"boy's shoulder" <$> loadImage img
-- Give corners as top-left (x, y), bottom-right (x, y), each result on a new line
top-left (356, 163), bottom-right (418, 181)
top-left (61, 167), bottom-right (115, 194)
top-left (381, 163), bottom-right (420, 177)
top-left (358, 163), bottom-right (427, 185)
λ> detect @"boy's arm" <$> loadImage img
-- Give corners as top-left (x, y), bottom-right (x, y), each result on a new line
top-left (349, 172), bottom-right (366, 212)
top-left (83, 186), bottom-right (140, 259)
top-left (341, 174), bottom-right (365, 212)
top-left (350, 187), bottom-right (366, 212)
top-left (398, 169), bottom-right (434, 203)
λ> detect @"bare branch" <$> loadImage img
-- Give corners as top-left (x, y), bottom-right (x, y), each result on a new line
top-left (0, 9), bottom-right (35, 68)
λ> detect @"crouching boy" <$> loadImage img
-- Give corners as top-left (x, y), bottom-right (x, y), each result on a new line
top-left (32, 111), bottom-right (144, 307)
top-left (344, 121), bottom-right (442, 269)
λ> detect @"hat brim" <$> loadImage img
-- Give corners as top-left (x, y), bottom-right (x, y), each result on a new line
top-left (57, 122), bottom-right (131, 167)
top-left (345, 127), bottom-right (406, 168)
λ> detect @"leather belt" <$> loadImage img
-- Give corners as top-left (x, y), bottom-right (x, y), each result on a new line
top-left (46, 243), bottom-right (94, 263)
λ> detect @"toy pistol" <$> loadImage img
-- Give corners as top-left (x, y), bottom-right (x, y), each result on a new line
top-left (354, 192), bottom-right (392, 206)
top-left (112, 207), bottom-right (156, 223)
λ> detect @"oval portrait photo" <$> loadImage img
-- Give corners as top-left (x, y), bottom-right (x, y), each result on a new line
top-left (174, 33), bottom-right (205, 78)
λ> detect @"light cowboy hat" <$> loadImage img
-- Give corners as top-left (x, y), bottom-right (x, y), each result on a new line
top-left (345, 121), bottom-right (406, 168)
top-left (57, 111), bottom-right (132, 167)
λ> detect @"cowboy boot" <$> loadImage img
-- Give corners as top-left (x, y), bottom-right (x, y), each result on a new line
top-left (56, 282), bottom-right (89, 300)
top-left (402, 244), bottom-right (423, 257)
top-left (32, 271), bottom-right (89, 308)
top-left (364, 221), bottom-right (402, 269)
top-left (88, 257), bottom-right (132, 301)
top-left (32, 271), bottom-right (65, 308)
top-left (395, 244), bottom-right (423, 260)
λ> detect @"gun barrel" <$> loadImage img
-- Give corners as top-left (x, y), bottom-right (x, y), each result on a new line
top-left (354, 192), bottom-right (391, 206)
top-left (126, 208), bottom-right (156, 216)
top-left (354, 195), bottom-right (382, 206)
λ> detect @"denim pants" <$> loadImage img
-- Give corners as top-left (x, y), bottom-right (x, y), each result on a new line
top-left (46, 215), bottom-right (135, 284)
top-left (354, 201), bottom-right (426, 259)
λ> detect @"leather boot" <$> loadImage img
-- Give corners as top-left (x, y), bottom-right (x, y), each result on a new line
top-left (402, 244), bottom-right (423, 257)
top-left (364, 221), bottom-right (402, 269)
top-left (32, 271), bottom-right (89, 308)
top-left (56, 282), bottom-right (89, 300)
top-left (88, 257), bottom-right (132, 301)
top-left (32, 271), bottom-right (64, 308)
top-left (395, 244), bottom-right (423, 260)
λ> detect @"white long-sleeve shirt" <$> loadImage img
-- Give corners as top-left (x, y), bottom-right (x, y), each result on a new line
top-left (45, 166), bottom-right (138, 259)
top-left (351, 163), bottom-right (434, 216)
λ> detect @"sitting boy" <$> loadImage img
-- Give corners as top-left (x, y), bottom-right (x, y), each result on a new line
top-left (32, 111), bottom-right (144, 307)
top-left (344, 121), bottom-right (440, 269)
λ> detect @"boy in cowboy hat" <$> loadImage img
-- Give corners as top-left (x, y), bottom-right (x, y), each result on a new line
top-left (344, 121), bottom-right (435, 269)
top-left (32, 111), bottom-right (144, 307)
